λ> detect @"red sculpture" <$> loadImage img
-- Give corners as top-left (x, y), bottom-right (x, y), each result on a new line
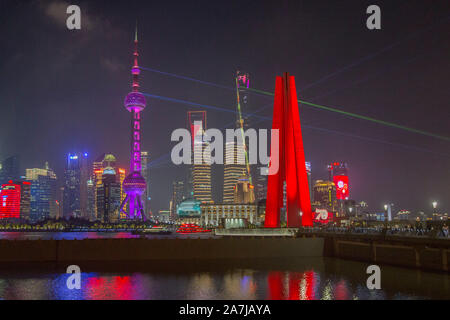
top-left (265, 73), bottom-right (313, 227)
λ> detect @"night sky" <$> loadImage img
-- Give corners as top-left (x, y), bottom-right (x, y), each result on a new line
top-left (0, 0), bottom-right (449, 215)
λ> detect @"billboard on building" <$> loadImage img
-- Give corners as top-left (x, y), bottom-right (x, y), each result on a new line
top-left (333, 175), bottom-right (349, 200)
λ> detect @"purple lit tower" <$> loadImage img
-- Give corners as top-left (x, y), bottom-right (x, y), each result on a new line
top-left (119, 26), bottom-right (147, 219)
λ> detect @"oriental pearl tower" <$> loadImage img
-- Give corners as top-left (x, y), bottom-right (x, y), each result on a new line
top-left (119, 25), bottom-right (147, 219)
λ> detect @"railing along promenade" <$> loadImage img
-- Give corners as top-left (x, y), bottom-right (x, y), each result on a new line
top-left (298, 226), bottom-right (450, 272)
top-left (298, 226), bottom-right (450, 243)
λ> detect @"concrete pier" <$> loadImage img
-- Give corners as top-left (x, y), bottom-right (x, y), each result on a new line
top-left (0, 237), bottom-right (324, 263)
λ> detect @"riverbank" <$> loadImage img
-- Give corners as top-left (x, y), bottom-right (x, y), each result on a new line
top-left (0, 237), bottom-right (323, 263)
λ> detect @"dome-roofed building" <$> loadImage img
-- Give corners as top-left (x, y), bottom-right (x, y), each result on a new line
top-left (175, 198), bottom-right (202, 225)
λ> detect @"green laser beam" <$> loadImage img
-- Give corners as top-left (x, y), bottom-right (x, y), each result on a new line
top-left (246, 87), bottom-right (450, 142)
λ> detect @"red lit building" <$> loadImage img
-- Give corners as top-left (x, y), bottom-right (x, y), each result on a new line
top-left (328, 162), bottom-right (349, 200)
top-left (0, 181), bottom-right (21, 219)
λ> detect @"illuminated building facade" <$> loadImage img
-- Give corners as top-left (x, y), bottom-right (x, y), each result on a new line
top-left (188, 111), bottom-right (212, 203)
top-left (170, 181), bottom-right (185, 219)
top-left (96, 167), bottom-right (121, 222)
top-left (80, 152), bottom-right (90, 219)
top-left (92, 154), bottom-right (125, 220)
top-left (86, 178), bottom-right (95, 221)
top-left (26, 163), bottom-right (58, 222)
top-left (396, 210), bottom-right (411, 221)
top-left (19, 181), bottom-right (31, 221)
top-left (255, 166), bottom-right (268, 201)
top-left (141, 151), bottom-right (151, 215)
top-left (120, 27), bottom-right (147, 219)
top-left (233, 175), bottom-right (255, 204)
top-left (328, 162), bottom-right (349, 200)
top-left (312, 180), bottom-right (337, 212)
top-left (0, 181), bottom-right (21, 219)
top-left (223, 71), bottom-right (251, 203)
top-left (305, 161), bottom-right (312, 201)
top-left (63, 153), bottom-right (89, 219)
top-left (201, 203), bottom-right (262, 228)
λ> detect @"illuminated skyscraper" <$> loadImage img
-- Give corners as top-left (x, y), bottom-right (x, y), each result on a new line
top-left (86, 178), bottom-right (95, 221)
top-left (92, 154), bottom-right (125, 220)
top-left (19, 181), bottom-right (31, 221)
top-left (96, 167), bottom-right (121, 222)
top-left (0, 181), bottom-right (21, 219)
top-left (312, 180), bottom-right (337, 212)
top-left (26, 163), bottom-right (58, 222)
top-left (141, 151), bottom-right (151, 214)
top-left (188, 111), bottom-right (212, 203)
top-left (120, 26), bottom-right (147, 219)
top-left (305, 161), bottom-right (312, 201)
top-left (80, 152), bottom-right (90, 219)
top-left (223, 71), bottom-right (252, 203)
top-left (327, 162), bottom-right (349, 200)
top-left (255, 166), bottom-right (268, 201)
top-left (63, 153), bottom-right (82, 219)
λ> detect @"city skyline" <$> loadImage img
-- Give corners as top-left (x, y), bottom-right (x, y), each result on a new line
top-left (0, 1), bottom-right (449, 215)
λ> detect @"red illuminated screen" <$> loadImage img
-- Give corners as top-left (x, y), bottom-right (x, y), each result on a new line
top-left (333, 175), bottom-right (349, 200)
top-left (0, 182), bottom-right (21, 219)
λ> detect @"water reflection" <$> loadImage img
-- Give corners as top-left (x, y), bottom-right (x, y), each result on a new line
top-left (0, 258), bottom-right (447, 300)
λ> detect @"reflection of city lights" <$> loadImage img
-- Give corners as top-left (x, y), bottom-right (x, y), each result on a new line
top-left (321, 283), bottom-right (333, 300)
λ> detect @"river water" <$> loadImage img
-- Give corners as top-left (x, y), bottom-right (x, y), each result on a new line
top-left (0, 232), bottom-right (448, 300)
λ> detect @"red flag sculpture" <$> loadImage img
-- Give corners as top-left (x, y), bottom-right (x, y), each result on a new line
top-left (265, 73), bottom-right (313, 227)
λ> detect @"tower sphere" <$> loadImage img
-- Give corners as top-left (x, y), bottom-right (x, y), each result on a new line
top-left (122, 172), bottom-right (146, 195)
top-left (124, 91), bottom-right (146, 112)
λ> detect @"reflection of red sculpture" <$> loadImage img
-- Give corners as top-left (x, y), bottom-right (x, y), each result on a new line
top-left (268, 271), bottom-right (316, 300)
top-left (265, 73), bottom-right (313, 227)
top-left (268, 272), bottom-right (285, 300)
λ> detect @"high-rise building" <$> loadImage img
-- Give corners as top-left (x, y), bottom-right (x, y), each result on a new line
top-left (63, 153), bottom-right (82, 219)
top-left (120, 26), bottom-right (147, 219)
top-left (223, 71), bottom-right (252, 203)
top-left (26, 163), bottom-right (58, 222)
top-left (80, 152), bottom-right (90, 220)
top-left (141, 151), bottom-right (151, 214)
top-left (312, 180), bottom-right (337, 212)
top-left (0, 181), bottom-right (21, 219)
top-left (19, 181), bottom-right (31, 221)
top-left (255, 166), bottom-right (268, 201)
top-left (96, 167), bottom-right (121, 223)
top-left (169, 181), bottom-right (185, 218)
top-left (0, 155), bottom-right (20, 185)
top-left (305, 161), bottom-right (312, 201)
top-left (327, 162), bottom-right (349, 200)
top-left (188, 111), bottom-right (212, 203)
top-left (86, 178), bottom-right (95, 221)
top-left (92, 154), bottom-right (125, 220)
top-left (233, 176), bottom-right (255, 204)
